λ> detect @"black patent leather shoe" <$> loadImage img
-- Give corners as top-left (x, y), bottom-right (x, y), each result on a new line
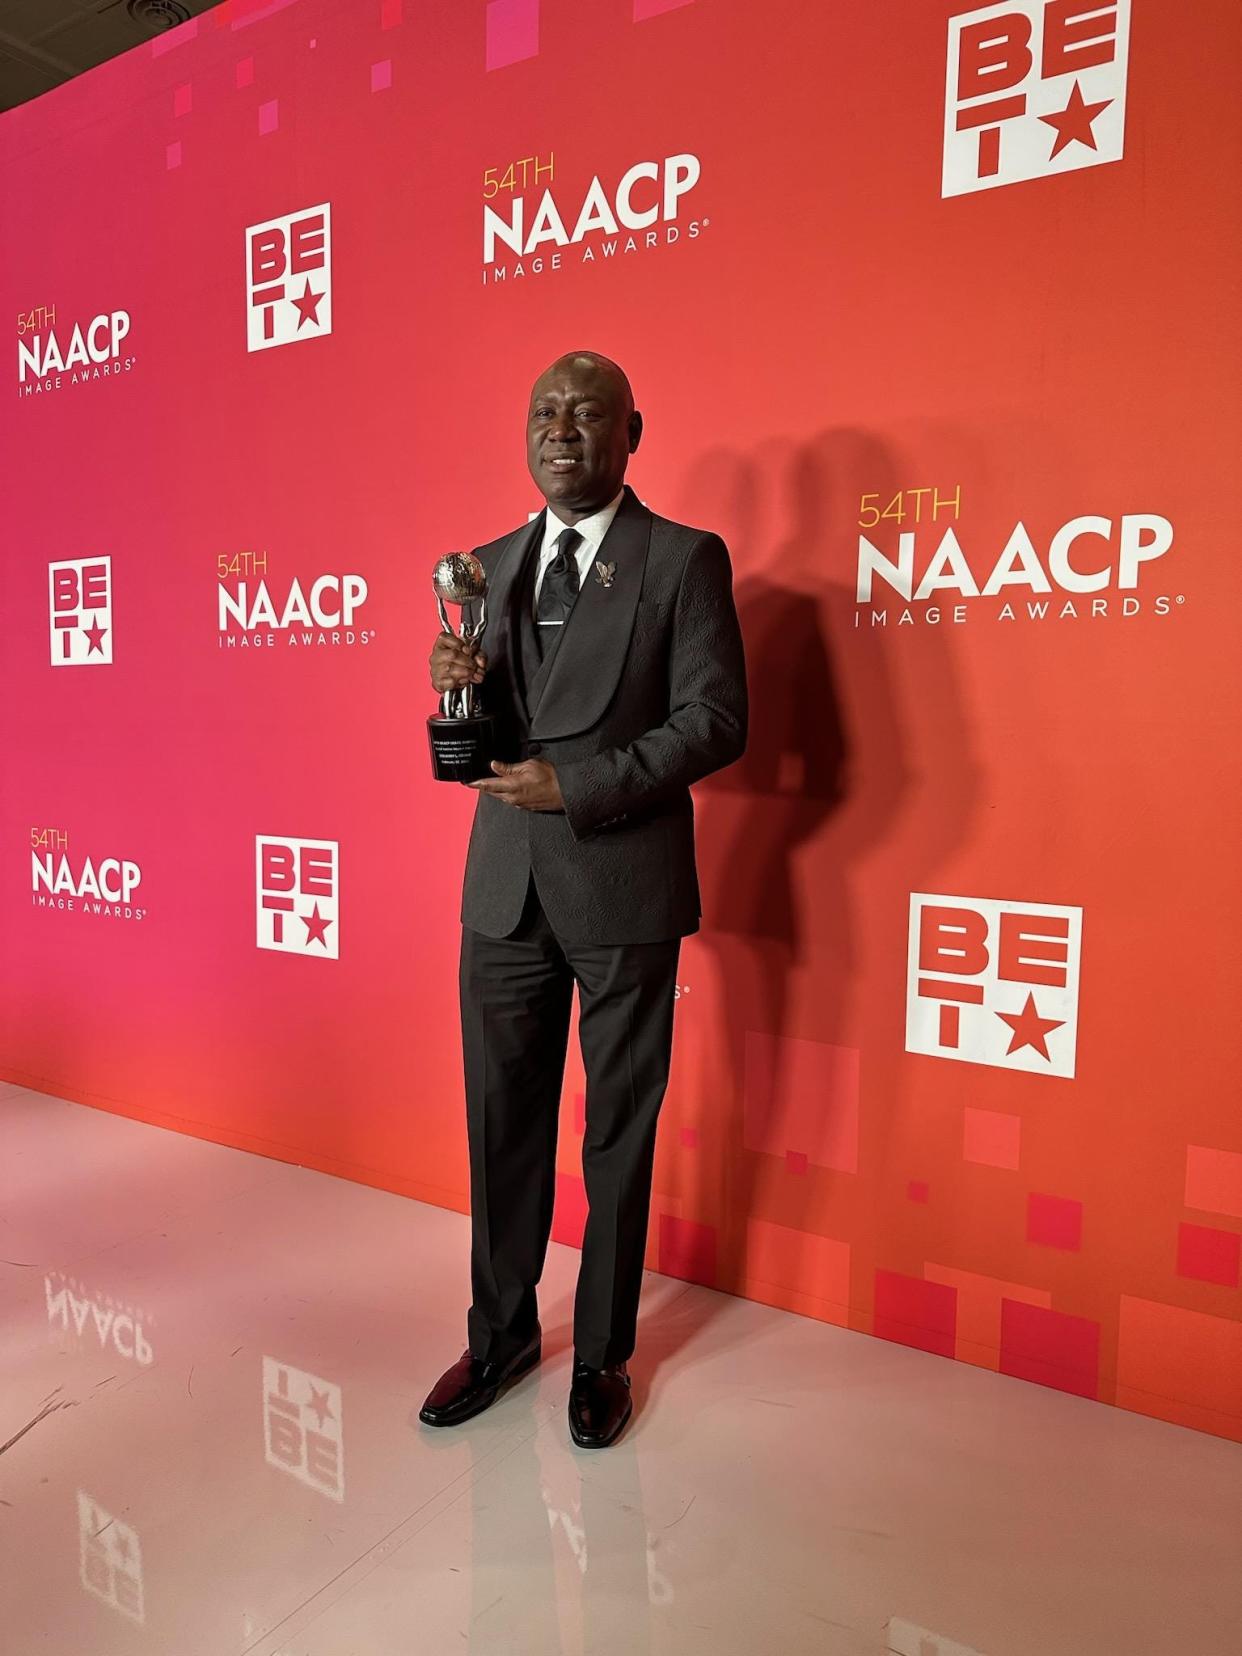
top-left (418, 1327), bottom-right (541, 1427)
top-left (568, 1356), bottom-right (633, 1448)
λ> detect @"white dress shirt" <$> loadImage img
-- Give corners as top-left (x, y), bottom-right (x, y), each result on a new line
top-left (534, 490), bottom-right (624, 614)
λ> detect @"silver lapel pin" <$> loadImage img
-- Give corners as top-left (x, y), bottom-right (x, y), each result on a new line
top-left (594, 560), bottom-right (616, 588)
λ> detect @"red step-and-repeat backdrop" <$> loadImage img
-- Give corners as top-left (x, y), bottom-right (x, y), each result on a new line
top-left (2, 0), bottom-right (1239, 1439)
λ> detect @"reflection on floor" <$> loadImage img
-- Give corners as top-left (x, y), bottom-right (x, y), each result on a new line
top-left (1, 1084), bottom-right (1239, 1656)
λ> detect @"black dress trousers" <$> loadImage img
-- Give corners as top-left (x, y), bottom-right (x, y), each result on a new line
top-left (459, 872), bottom-right (681, 1370)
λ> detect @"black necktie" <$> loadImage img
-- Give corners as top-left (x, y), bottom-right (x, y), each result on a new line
top-left (535, 525), bottom-right (582, 650)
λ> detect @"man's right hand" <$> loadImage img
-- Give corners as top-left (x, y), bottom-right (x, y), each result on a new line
top-left (430, 632), bottom-right (487, 693)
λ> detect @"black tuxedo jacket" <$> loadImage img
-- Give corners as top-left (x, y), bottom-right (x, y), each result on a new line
top-left (459, 484), bottom-right (747, 944)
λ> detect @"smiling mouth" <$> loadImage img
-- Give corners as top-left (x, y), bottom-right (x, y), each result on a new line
top-left (545, 455), bottom-right (582, 470)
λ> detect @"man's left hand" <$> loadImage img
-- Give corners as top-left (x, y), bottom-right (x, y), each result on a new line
top-left (469, 759), bottom-right (564, 811)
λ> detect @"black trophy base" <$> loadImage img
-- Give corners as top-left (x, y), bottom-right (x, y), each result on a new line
top-left (428, 713), bottom-right (496, 782)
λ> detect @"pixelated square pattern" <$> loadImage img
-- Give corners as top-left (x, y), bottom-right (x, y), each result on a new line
top-left (1185, 1145), bottom-right (1242, 1219)
top-left (151, 18), bottom-right (197, 56)
top-left (1176, 1223), bottom-right (1241, 1288)
top-left (1117, 1297), bottom-right (1242, 1441)
top-left (634, 0), bottom-right (695, 18)
top-left (963, 1106), bottom-right (1021, 1169)
top-left (658, 1213), bottom-right (717, 1287)
top-left (485, 0), bottom-right (539, 71)
top-left (744, 1218), bottom-right (850, 1320)
top-left (486, 0), bottom-right (696, 70)
top-left (1027, 1191), bottom-right (1082, 1250)
top-left (924, 1264), bottom-right (1051, 1370)
top-left (874, 1269), bottom-right (956, 1359)
top-left (225, 0), bottom-right (302, 30)
top-left (999, 1298), bottom-right (1099, 1399)
top-left (743, 1031), bottom-right (859, 1173)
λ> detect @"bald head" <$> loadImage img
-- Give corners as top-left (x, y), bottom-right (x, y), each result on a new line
top-left (526, 351), bottom-right (643, 525)
top-left (534, 351), bottom-right (635, 414)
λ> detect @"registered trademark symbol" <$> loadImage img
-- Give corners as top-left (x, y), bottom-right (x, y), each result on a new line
top-left (1175, 594), bottom-right (1185, 604)
top-left (701, 217), bottom-right (709, 227)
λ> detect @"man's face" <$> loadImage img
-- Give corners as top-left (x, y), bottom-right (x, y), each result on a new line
top-left (526, 359), bottom-right (641, 523)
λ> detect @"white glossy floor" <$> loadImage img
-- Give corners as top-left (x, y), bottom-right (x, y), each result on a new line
top-left (1, 1084), bottom-right (1240, 1656)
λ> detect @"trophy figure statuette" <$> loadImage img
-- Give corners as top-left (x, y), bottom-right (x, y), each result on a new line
top-left (428, 552), bottom-right (496, 782)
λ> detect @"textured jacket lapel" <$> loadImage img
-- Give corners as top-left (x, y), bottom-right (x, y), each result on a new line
top-left (482, 512), bottom-right (544, 727)
top-left (529, 486), bottom-right (651, 741)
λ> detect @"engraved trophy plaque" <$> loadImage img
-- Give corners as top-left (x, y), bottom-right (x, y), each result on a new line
top-left (428, 552), bottom-right (495, 782)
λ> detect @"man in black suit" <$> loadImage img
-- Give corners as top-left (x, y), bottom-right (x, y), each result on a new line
top-left (419, 351), bottom-right (747, 1447)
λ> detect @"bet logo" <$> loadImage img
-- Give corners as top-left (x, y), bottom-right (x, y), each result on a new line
top-left (263, 1357), bottom-right (345, 1502)
top-left (246, 203), bottom-right (332, 351)
top-left (943, 0), bottom-right (1130, 196)
top-left (49, 557), bottom-right (112, 666)
top-left (906, 893), bottom-right (1082, 1078)
top-left (256, 835), bottom-right (339, 958)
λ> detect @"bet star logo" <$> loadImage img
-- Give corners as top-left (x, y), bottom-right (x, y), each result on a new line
top-left (942, 0), bottom-right (1130, 197)
top-left (262, 1357), bottom-right (345, 1502)
top-left (245, 202), bottom-right (332, 352)
top-left (49, 556), bottom-right (112, 666)
top-left (906, 893), bottom-right (1083, 1078)
top-left (78, 1492), bottom-right (144, 1623)
top-left (255, 835), bottom-right (339, 959)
